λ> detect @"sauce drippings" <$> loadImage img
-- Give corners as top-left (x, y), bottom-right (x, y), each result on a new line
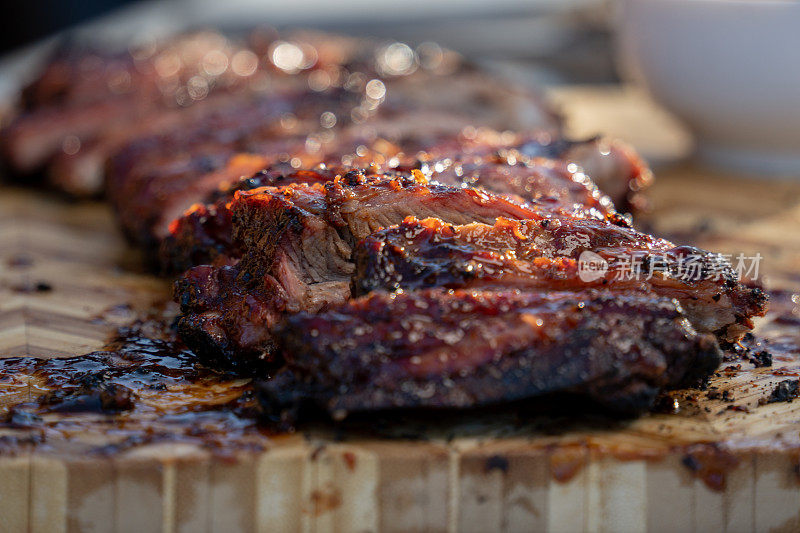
top-left (0, 319), bottom-right (266, 457)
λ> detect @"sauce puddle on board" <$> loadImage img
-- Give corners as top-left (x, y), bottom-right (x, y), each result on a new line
top-left (0, 317), bottom-right (269, 457)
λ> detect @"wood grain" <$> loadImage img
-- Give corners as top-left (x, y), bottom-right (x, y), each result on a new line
top-left (2, 86), bottom-right (800, 531)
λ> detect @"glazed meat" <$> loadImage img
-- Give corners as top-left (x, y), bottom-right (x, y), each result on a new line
top-left (0, 30), bottom-right (361, 185)
top-left (160, 129), bottom-right (641, 272)
top-left (1, 31), bottom-right (261, 176)
top-left (104, 88), bottom-right (363, 249)
top-left (259, 288), bottom-right (722, 422)
top-left (2, 97), bottom-right (152, 177)
top-left (161, 164), bottom-right (339, 272)
top-left (107, 91), bottom-right (560, 251)
top-left (175, 171), bottom-right (548, 369)
top-left (106, 104), bottom-right (553, 250)
top-left (47, 91), bottom-right (259, 197)
top-left (176, 165), bottom-right (766, 371)
top-left (3, 28), bottom-right (751, 425)
top-left (415, 128), bottom-right (652, 213)
top-left (1, 29), bottom-right (557, 203)
top-left (353, 217), bottom-right (768, 340)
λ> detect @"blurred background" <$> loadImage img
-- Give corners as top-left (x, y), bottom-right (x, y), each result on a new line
top-left (4, 0), bottom-right (797, 173)
top-left (4, 0), bottom-right (683, 158)
top-left (1, 0), bottom-right (618, 85)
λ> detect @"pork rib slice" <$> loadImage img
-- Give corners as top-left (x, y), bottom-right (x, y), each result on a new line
top-left (161, 131), bottom-right (634, 273)
top-left (259, 288), bottom-right (722, 422)
top-left (175, 171), bottom-right (548, 369)
top-left (354, 216), bottom-right (767, 340)
top-left (161, 164), bottom-right (338, 272)
top-left (416, 128), bottom-right (652, 213)
top-left (1, 31), bottom-right (264, 176)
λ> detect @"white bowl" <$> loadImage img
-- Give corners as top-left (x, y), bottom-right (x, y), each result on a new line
top-left (616, 0), bottom-right (800, 175)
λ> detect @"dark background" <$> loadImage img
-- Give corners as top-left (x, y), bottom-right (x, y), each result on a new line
top-left (2, 0), bottom-right (137, 53)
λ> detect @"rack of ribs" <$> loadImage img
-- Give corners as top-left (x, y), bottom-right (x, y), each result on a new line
top-left (104, 92), bottom-right (565, 252)
top-left (1, 28), bottom-right (766, 422)
top-left (174, 169), bottom-right (765, 388)
top-left (4, 30), bottom-right (654, 261)
top-left (2, 31), bottom-right (262, 180)
top-left (174, 170), bottom-right (549, 370)
top-left (1, 29), bottom-right (559, 201)
top-left (2, 30), bottom-right (378, 185)
top-left (160, 127), bottom-right (647, 273)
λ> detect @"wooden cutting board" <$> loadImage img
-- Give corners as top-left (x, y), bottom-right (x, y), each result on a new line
top-left (2, 86), bottom-right (800, 533)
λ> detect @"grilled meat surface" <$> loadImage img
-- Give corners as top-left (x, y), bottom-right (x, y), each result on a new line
top-left (175, 171), bottom-right (551, 368)
top-left (4, 29), bottom-right (650, 267)
top-left (175, 168), bottom-right (764, 386)
top-left (104, 98), bottom-right (553, 249)
top-left (2, 29), bottom-right (763, 422)
top-left (2, 31), bottom-right (262, 176)
top-left (412, 128), bottom-right (652, 213)
top-left (260, 288), bottom-right (722, 421)
top-left (2, 29), bottom-right (558, 217)
top-left (160, 129), bottom-right (640, 272)
top-left (353, 216), bottom-right (767, 340)
top-left (104, 88), bottom-right (363, 249)
top-left (162, 164), bottom-right (338, 272)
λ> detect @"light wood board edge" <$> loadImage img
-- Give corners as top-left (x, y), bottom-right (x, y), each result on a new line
top-left (0, 443), bottom-right (798, 533)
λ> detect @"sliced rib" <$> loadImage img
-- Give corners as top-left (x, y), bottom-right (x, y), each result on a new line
top-left (354, 216), bottom-right (768, 340)
top-left (259, 288), bottom-right (722, 422)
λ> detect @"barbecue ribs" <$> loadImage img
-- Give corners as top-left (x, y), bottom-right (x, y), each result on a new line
top-left (175, 170), bottom-right (551, 369)
top-left (411, 128), bottom-right (652, 213)
top-left (259, 288), bottom-right (722, 421)
top-left (2, 31), bottom-right (261, 178)
top-left (353, 216), bottom-right (766, 340)
top-left (1, 30), bottom-right (558, 223)
top-left (161, 164), bottom-right (338, 272)
top-left (160, 128), bottom-right (645, 272)
top-left (2, 28), bottom-right (765, 423)
top-left (175, 168), bottom-right (766, 378)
